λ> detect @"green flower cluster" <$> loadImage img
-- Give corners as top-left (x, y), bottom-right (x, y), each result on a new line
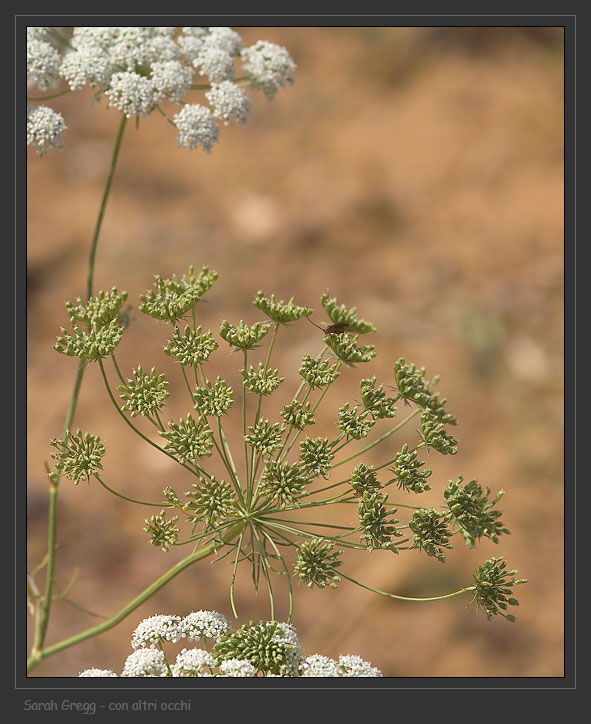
top-left (299, 354), bottom-right (340, 388)
top-left (253, 291), bottom-right (313, 325)
top-left (54, 319), bottom-right (124, 363)
top-left (159, 414), bottom-right (213, 463)
top-left (140, 266), bottom-right (218, 323)
top-left (219, 319), bottom-right (270, 351)
top-left (359, 376), bottom-right (397, 419)
top-left (281, 400), bottom-right (315, 430)
top-left (244, 419), bottom-right (285, 455)
top-left (193, 377), bottom-right (234, 417)
top-left (164, 325), bottom-right (218, 366)
top-left (419, 410), bottom-right (458, 455)
top-left (357, 492), bottom-right (401, 551)
top-left (325, 333), bottom-right (375, 366)
top-left (215, 621), bottom-right (302, 676)
top-left (50, 429), bottom-right (105, 484)
top-left (118, 365), bottom-right (169, 417)
top-left (444, 477), bottom-right (509, 547)
top-left (388, 443), bottom-right (432, 493)
top-left (393, 358), bottom-right (456, 425)
top-left (65, 287), bottom-right (128, 327)
top-left (241, 363), bottom-right (284, 395)
top-left (144, 510), bottom-right (179, 552)
top-left (258, 461), bottom-right (310, 508)
top-left (294, 538), bottom-right (342, 589)
top-left (471, 557), bottom-right (526, 622)
top-left (349, 462), bottom-right (380, 496)
top-left (184, 477), bottom-right (235, 528)
top-left (299, 436), bottom-right (334, 478)
top-left (338, 403), bottom-right (375, 440)
top-left (320, 293), bottom-right (376, 334)
top-left (409, 508), bottom-right (453, 563)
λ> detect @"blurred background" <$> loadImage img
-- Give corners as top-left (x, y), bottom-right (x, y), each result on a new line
top-left (27, 27), bottom-right (564, 678)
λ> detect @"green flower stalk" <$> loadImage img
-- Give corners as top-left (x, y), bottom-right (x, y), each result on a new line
top-left (294, 538), bottom-right (342, 589)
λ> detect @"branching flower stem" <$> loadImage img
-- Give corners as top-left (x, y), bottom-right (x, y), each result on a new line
top-left (332, 407), bottom-right (422, 469)
top-left (26, 522), bottom-right (246, 672)
top-left (98, 359), bottom-right (212, 481)
top-left (33, 114), bottom-right (128, 658)
top-left (94, 474), bottom-right (166, 507)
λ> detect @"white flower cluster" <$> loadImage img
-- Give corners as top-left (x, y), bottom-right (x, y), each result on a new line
top-left (206, 81), bottom-right (251, 125)
top-left (218, 658), bottom-right (258, 677)
top-left (172, 104), bottom-right (219, 152)
top-left (171, 648), bottom-right (215, 677)
top-left (27, 26), bottom-right (296, 155)
top-left (78, 611), bottom-right (382, 678)
top-left (300, 653), bottom-right (382, 677)
top-left (273, 622), bottom-right (303, 676)
top-left (241, 40), bottom-right (296, 100)
top-left (130, 614), bottom-right (182, 649)
top-left (27, 105), bottom-right (67, 155)
top-left (180, 609), bottom-right (232, 641)
top-left (121, 648), bottom-right (168, 677)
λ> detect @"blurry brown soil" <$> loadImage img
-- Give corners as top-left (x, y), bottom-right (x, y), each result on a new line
top-left (26, 27), bottom-right (564, 677)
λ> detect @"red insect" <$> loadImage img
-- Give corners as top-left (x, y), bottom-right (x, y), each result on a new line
top-left (306, 318), bottom-right (349, 335)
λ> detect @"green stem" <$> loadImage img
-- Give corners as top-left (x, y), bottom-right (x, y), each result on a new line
top-left (242, 351), bottom-right (250, 500)
top-left (33, 115), bottom-right (127, 657)
top-left (332, 408), bottom-right (421, 469)
top-left (98, 359), bottom-right (210, 480)
top-left (86, 115), bottom-right (127, 301)
top-left (26, 522), bottom-right (245, 672)
top-left (94, 474), bottom-right (166, 507)
top-left (339, 571), bottom-right (474, 603)
top-left (27, 88), bottom-right (72, 102)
